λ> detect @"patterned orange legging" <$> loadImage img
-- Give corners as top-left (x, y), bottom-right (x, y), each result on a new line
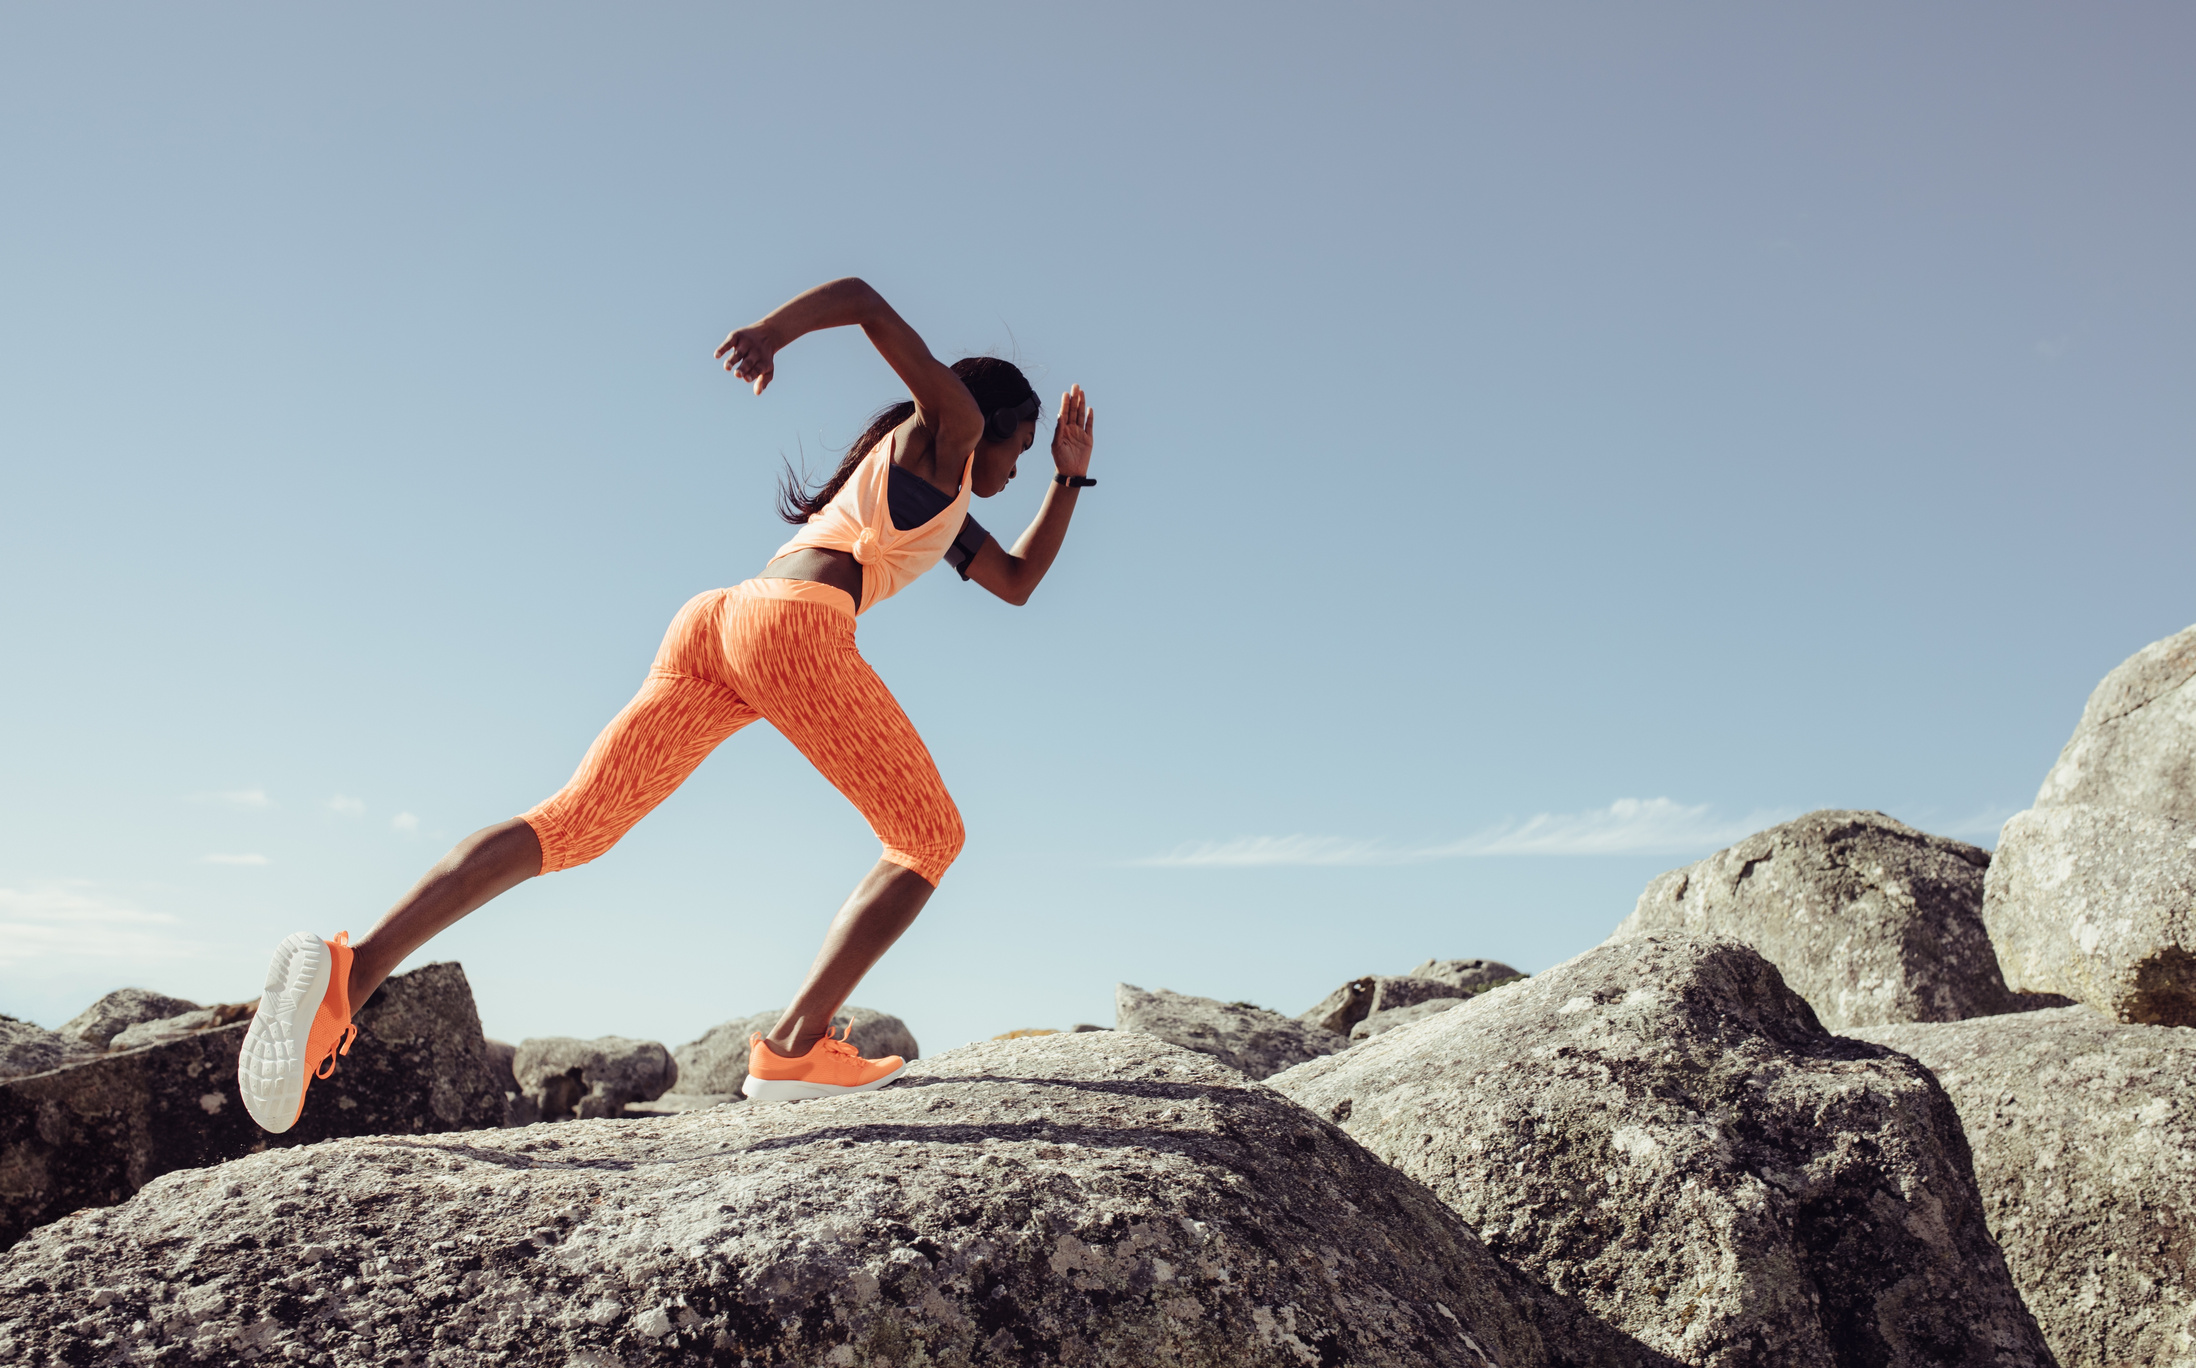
top-left (521, 579), bottom-right (965, 884)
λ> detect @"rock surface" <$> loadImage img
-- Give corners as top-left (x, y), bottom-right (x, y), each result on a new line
top-left (0, 1032), bottom-right (1679, 1368)
top-left (1412, 958), bottom-right (1527, 993)
top-left (1987, 802), bottom-right (2196, 1025)
top-left (58, 989), bottom-right (201, 1051)
top-left (1115, 984), bottom-right (1345, 1080)
top-left (1615, 809), bottom-right (2040, 1030)
top-left (1, 962), bottom-right (503, 1250)
top-left (1852, 1006), bottom-right (2196, 1368)
top-left (1269, 934), bottom-right (2053, 1368)
top-left (2032, 622), bottom-right (2196, 818)
top-left (1351, 996), bottom-right (1465, 1041)
top-left (671, 1006), bottom-right (919, 1098)
top-left (1987, 625), bottom-right (2196, 1024)
top-left (0, 1017), bottom-right (93, 1084)
top-left (512, 1036), bottom-right (677, 1121)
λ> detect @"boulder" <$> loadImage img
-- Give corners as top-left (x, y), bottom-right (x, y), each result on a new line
top-left (1987, 625), bottom-right (2196, 1024)
top-left (1299, 975), bottom-right (1465, 1037)
top-left (670, 1005), bottom-right (918, 1098)
top-left (0, 1033), bottom-right (1680, 1367)
top-left (1851, 1006), bottom-right (2196, 1368)
top-left (482, 1039), bottom-right (539, 1127)
top-left (1986, 803), bottom-right (2196, 1025)
top-left (0, 1017), bottom-right (93, 1083)
top-left (1299, 975), bottom-right (1377, 1034)
top-left (1351, 996), bottom-right (1465, 1041)
top-left (1116, 984), bottom-right (1345, 1079)
top-left (1412, 958), bottom-right (1528, 994)
top-left (512, 1037), bottom-right (676, 1121)
top-left (1, 961), bottom-right (504, 1250)
top-left (2031, 622), bottom-right (2196, 818)
top-left (1614, 809), bottom-right (2044, 1030)
top-left (107, 1006), bottom-right (247, 1053)
top-left (58, 989), bottom-right (201, 1051)
top-left (1269, 935), bottom-right (2054, 1368)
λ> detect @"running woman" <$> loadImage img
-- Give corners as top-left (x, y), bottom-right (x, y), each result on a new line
top-left (237, 277), bottom-right (1096, 1129)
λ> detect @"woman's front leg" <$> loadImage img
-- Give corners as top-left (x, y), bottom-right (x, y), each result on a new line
top-left (765, 859), bottom-right (935, 1057)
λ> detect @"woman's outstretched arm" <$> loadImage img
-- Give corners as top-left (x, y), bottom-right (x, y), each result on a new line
top-left (967, 385), bottom-right (1096, 606)
top-left (714, 277), bottom-right (983, 457)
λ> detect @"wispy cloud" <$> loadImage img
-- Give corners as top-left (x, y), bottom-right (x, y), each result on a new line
top-left (1137, 798), bottom-right (1792, 868)
top-left (328, 795), bottom-right (366, 817)
top-left (0, 882), bottom-right (201, 969)
top-left (1138, 835), bottom-right (1407, 868)
top-left (390, 812), bottom-right (419, 834)
top-left (198, 853), bottom-right (270, 866)
top-left (191, 788), bottom-right (269, 808)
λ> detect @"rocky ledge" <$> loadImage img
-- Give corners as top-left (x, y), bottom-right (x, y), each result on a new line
top-left (0, 1032), bottom-right (1679, 1368)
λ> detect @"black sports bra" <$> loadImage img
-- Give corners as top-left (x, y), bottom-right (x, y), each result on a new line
top-left (887, 463), bottom-right (991, 579)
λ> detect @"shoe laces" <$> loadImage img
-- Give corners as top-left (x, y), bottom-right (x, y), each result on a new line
top-left (815, 1025), bottom-right (861, 1061)
top-left (315, 1022), bottom-right (358, 1080)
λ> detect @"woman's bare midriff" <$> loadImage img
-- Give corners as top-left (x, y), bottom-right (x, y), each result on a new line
top-left (764, 547), bottom-right (863, 605)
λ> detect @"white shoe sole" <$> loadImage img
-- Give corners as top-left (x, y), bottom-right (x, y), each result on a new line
top-left (741, 1061), bottom-right (907, 1102)
top-left (237, 933), bottom-right (332, 1134)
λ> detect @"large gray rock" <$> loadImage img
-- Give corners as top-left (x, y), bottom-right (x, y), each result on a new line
top-left (1269, 935), bottom-right (2054, 1368)
top-left (482, 1039), bottom-right (539, 1127)
top-left (1988, 625), bottom-right (2196, 1024)
top-left (108, 1007), bottom-right (235, 1053)
top-left (1, 962), bottom-right (504, 1250)
top-left (1851, 1006), bottom-right (2196, 1368)
top-left (1116, 983), bottom-right (1345, 1079)
top-left (0, 1017), bottom-right (93, 1084)
top-left (0, 1033), bottom-right (1679, 1367)
top-left (1987, 803), bottom-right (2196, 1025)
top-left (512, 1036), bottom-right (677, 1121)
top-left (58, 989), bottom-right (201, 1051)
top-left (1614, 809), bottom-right (2044, 1030)
top-left (2032, 623), bottom-right (2196, 818)
top-left (671, 1005), bottom-right (918, 1098)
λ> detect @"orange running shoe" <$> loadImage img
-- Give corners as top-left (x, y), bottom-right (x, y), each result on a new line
top-left (237, 931), bottom-right (358, 1133)
top-left (741, 1027), bottom-right (905, 1101)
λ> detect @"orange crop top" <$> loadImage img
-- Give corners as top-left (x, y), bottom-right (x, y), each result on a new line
top-left (773, 439), bottom-right (974, 615)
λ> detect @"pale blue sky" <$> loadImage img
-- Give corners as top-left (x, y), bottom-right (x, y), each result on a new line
top-left (4, 6), bottom-right (2191, 1054)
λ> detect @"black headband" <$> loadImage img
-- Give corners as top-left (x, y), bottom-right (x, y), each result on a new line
top-left (984, 395), bottom-right (1041, 441)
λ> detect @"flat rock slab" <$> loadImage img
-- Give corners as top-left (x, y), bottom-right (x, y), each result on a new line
top-left (0, 1032), bottom-right (1678, 1368)
top-left (1270, 934), bottom-right (2053, 1368)
top-left (1116, 984), bottom-right (1345, 1080)
top-left (0, 962), bottom-right (502, 1250)
top-left (1852, 1007), bottom-right (2196, 1368)
top-left (1616, 809), bottom-right (2035, 1030)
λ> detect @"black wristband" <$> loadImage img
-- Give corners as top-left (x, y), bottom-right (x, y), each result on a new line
top-left (1054, 474), bottom-right (1097, 489)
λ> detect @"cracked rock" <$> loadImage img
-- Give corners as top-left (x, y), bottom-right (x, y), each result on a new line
top-left (0, 1032), bottom-right (1678, 1367)
top-left (1851, 1006), bottom-right (2196, 1368)
top-left (1269, 934), bottom-right (2053, 1368)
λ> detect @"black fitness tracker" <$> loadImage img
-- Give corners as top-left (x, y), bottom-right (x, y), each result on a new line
top-left (1053, 474), bottom-right (1097, 488)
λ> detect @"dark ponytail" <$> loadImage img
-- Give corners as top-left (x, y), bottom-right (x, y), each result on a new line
top-left (777, 357), bottom-right (1039, 524)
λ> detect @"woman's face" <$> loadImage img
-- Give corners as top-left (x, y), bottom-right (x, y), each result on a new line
top-left (970, 419), bottom-right (1037, 498)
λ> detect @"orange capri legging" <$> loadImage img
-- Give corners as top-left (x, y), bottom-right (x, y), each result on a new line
top-left (520, 578), bottom-right (965, 884)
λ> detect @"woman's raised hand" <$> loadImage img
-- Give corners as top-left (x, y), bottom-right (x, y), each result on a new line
top-left (1051, 385), bottom-right (1095, 478)
top-left (714, 324), bottom-right (779, 395)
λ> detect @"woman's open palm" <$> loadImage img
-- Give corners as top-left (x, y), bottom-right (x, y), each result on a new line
top-left (1052, 385), bottom-right (1095, 477)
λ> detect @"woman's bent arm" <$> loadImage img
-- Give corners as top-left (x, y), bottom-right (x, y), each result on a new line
top-left (716, 278), bottom-right (982, 455)
top-left (967, 386), bottom-right (1095, 606)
